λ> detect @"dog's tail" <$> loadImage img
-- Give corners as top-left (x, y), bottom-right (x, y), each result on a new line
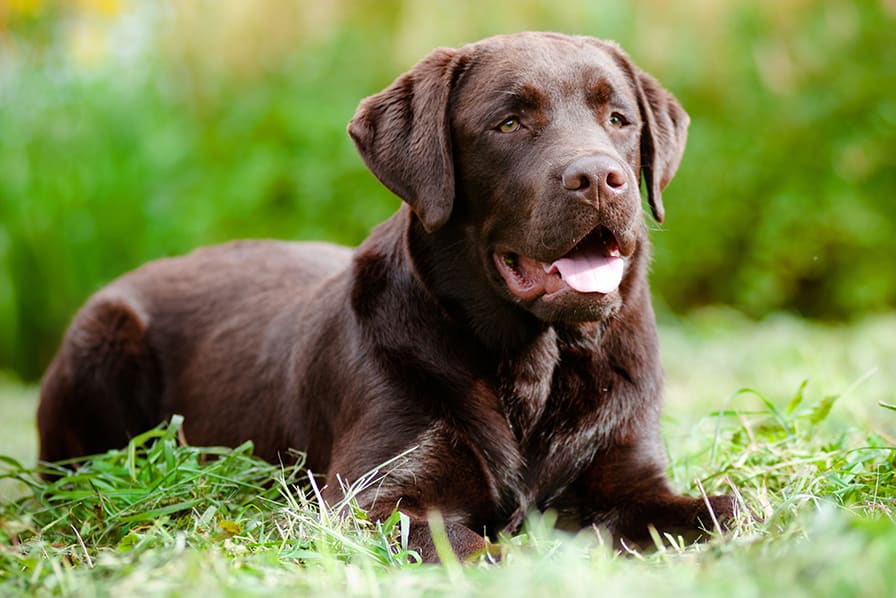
top-left (37, 294), bottom-right (163, 464)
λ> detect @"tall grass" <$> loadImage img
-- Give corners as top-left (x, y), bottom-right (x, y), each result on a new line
top-left (2, 370), bottom-right (894, 596)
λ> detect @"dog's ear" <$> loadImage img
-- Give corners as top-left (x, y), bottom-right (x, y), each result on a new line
top-left (348, 48), bottom-right (466, 233)
top-left (634, 70), bottom-right (689, 224)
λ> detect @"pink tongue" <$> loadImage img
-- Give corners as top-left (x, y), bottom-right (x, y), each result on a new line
top-left (547, 254), bottom-right (624, 294)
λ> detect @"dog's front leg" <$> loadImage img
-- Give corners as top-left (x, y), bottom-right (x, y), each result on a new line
top-left (572, 441), bottom-right (739, 547)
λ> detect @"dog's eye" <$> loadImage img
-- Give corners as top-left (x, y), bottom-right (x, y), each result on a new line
top-left (609, 113), bottom-right (628, 128)
top-left (497, 117), bottom-right (521, 133)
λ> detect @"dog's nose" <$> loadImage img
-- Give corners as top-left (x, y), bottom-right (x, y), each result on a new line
top-left (561, 154), bottom-right (628, 204)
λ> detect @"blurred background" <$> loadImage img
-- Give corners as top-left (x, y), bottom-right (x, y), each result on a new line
top-left (0, 0), bottom-right (894, 382)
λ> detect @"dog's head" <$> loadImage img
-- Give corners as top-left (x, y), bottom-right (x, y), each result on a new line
top-left (349, 33), bottom-right (688, 323)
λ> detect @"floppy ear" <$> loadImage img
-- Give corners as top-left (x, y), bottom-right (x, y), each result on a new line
top-left (635, 70), bottom-right (689, 223)
top-left (348, 48), bottom-right (465, 233)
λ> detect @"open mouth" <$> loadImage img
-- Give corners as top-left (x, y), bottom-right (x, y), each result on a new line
top-left (493, 226), bottom-right (626, 300)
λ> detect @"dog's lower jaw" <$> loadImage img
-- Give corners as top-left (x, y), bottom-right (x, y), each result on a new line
top-left (407, 213), bottom-right (642, 356)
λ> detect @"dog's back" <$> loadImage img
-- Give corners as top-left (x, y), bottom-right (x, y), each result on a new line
top-left (37, 240), bottom-right (352, 463)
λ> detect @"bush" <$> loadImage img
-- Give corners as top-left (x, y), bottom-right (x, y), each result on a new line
top-left (1, 1), bottom-right (893, 379)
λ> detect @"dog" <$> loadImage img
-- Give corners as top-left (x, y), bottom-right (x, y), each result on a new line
top-left (37, 32), bottom-right (738, 561)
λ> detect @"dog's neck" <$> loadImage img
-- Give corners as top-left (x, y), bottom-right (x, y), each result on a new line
top-left (402, 209), bottom-right (553, 356)
top-left (352, 207), bottom-right (606, 368)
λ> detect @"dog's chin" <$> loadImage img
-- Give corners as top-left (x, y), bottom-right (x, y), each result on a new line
top-left (525, 288), bottom-right (623, 324)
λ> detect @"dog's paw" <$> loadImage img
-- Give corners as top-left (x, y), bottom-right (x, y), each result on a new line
top-left (696, 494), bottom-right (742, 532)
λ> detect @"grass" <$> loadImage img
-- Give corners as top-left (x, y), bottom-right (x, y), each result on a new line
top-left (1, 312), bottom-right (894, 597)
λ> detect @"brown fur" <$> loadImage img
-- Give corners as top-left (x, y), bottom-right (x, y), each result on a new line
top-left (37, 33), bottom-right (737, 561)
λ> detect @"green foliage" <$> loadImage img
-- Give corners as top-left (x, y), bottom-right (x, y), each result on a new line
top-left (652, 1), bottom-right (896, 319)
top-left (0, 28), bottom-right (399, 378)
top-left (0, 1), bottom-right (894, 380)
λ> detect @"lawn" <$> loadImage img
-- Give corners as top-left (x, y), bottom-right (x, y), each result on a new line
top-left (2, 311), bottom-right (894, 597)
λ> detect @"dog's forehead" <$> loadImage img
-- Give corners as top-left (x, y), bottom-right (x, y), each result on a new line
top-left (458, 34), bottom-right (636, 107)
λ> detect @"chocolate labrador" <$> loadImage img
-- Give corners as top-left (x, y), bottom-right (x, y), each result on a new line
top-left (38, 32), bottom-right (738, 560)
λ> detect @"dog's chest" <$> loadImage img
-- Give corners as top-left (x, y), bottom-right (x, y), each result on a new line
top-left (482, 331), bottom-right (615, 528)
top-left (496, 329), bottom-right (559, 442)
